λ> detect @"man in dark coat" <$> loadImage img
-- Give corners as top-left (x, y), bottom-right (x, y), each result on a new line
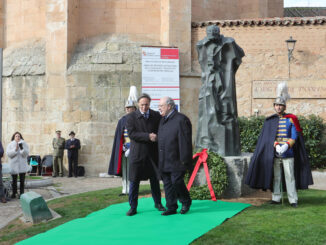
top-left (125, 93), bottom-right (165, 216)
top-left (245, 83), bottom-right (313, 207)
top-left (158, 97), bottom-right (193, 215)
top-left (65, 131), bottom-right (81, 178)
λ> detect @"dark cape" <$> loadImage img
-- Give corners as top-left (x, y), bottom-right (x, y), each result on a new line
top-left (245, 114), bottom-right (313, 190)
top-left (108, 116), bottom-right (126, 176)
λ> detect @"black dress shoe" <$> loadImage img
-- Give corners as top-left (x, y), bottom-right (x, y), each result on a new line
top-left (155, 203), bottom-right (166, 211)
top-left (119, 193), bottom-right (127, 196)
top-left (126, 208), bottom-right (137, 216)
top-left (161, 210), bottom-right (177, 216)
top-left (180, 205), bottom-right (191, 214)
top-left (291, 203), bottom-right (298, 208)
top-left (0, 197), bottom-right (7, 203)
top-left (270, 200), bottom-right (281, 205)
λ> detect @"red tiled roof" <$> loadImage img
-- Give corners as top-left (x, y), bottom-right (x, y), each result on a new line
top-left (192, 16), bottom-right (326, 28)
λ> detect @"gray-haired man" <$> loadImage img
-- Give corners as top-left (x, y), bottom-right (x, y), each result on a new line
top-left (158, 97), bottom-right (193, 215)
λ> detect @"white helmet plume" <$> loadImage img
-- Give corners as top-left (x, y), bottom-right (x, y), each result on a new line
top-left (128, 86), bottom-right (138, 102)
top-left (125, 86), bottom-right (138, 108)
top-left (274, 82), bottom-right (290, 106)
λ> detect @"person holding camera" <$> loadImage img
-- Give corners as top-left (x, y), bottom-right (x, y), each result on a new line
top-left (6, 132), bottom-right (30, 198)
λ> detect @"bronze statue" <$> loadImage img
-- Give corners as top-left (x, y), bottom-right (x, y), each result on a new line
top-left (195, 25), bottom-right (244, 156)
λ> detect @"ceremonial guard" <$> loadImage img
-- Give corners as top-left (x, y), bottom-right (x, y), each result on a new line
top-left (108, 86), bottom-right (137, 195)
top-left (245, 83), bottom-right (313, 207)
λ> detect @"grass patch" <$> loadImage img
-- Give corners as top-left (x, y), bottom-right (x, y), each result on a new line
top-left (0, 185), bottom-right (152, 245)
top-left (1, 188), bottom-right (326, 244)
top-left (24, 176), bottom-right (43, 180)
top-left (192, 189), bottom-right (326, 245)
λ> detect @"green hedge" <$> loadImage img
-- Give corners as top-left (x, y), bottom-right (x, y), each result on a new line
top-left (185, 150), bottom-right (228, 200)
top-left (238, 115), bottom-right (326, 169)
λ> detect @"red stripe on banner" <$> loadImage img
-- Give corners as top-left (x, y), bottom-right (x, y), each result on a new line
top-left (160, 48), bottom-right (179, 59)
top-left (142, 86), bottom-right (180, 88)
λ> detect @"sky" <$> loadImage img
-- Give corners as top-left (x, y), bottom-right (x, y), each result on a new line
top-left (284, 0), bottom-right (326, 7)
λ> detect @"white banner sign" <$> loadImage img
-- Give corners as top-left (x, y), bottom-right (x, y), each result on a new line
top-left (142, 47), bottom-right (180, 111)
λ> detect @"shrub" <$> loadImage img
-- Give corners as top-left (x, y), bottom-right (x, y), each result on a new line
top-left (238, 115), bottom-right (326, 169)
top-left (185, 150), bottom-right (228, 200)
top-left (298, 115), bottom-right (326, 169)
top-left (238, 116), bottom-right (265, 152)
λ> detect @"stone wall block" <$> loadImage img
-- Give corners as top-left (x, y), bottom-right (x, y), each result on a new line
top-left (91, 52), bottom-right (123, 64)
top-left (115, 64), bottom-right (133, 72)
top-left (107, 43), bottom-right (120, 51)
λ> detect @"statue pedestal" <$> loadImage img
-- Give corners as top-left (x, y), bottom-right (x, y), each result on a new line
top-left (194, 152), bottom-right (255, 198)
top-left (222, 153), bottom-right (255, 198)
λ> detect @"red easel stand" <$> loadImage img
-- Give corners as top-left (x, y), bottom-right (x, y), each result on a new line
top-left (187, 149), bottom-right (217, 201)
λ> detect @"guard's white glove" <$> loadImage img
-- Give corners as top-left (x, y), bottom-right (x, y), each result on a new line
top-left (275, 144), bottom-right (281, 154)
top-left (123, 145), bottom-right (126, 152)
top-left (125, 149), bottom-right (130, 158)
top-left (280, 144), bottom-right (289, 155)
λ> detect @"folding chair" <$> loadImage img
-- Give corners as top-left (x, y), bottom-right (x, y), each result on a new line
top-left (41, 155), bottom-right (53, 176)
top-left (27, 155), bottom-right (42, 176)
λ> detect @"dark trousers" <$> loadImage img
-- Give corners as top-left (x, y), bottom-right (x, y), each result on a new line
top-left (161, 171), bottom-right (191, 211)
top-left (12, 173), bottom-right (25, 195)
top-left (129, 176), bottom-right (162, 209)
top-left (68, 155), bottom-right (78, 177)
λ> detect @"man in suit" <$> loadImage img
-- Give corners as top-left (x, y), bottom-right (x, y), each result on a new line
top-left (125, 93), bottom-right (165, 216)
top-left (158, 97), bottom-right (193, 215)
top-left (52, 130), bottom-right (65, 177)
top-left (65, 131), bottom-right (81, 178)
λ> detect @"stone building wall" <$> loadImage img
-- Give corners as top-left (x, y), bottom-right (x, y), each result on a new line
top-left (192, 0), bottom-right (283, 22)
top-left (5, 0), bottom-right (46, 47)
top-left (77, 0), bottom-right (161, 42)
top-left (1, 34), bottom-right (147, 175)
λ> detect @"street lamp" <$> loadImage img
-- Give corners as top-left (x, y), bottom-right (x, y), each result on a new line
top-left (285, 36), bottom-right (296, 79)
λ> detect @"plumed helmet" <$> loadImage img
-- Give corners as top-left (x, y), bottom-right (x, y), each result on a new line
top-left (125, 86), bottom-right (138, 108)
top-left (274, 82), bottom-right (290, 106)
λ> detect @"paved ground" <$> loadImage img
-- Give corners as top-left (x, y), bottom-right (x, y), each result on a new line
top-left (0, 170), bottom-right (325, 230)
top-left (0, 176), bottom-right (123, 230)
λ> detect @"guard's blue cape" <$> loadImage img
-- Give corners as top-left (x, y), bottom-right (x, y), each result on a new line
top-left (245, 114), bottom-right (313, 190)
top-left (108, 116), bottom-right (127, 176)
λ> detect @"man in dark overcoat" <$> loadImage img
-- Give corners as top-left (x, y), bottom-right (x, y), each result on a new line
top-left (158, 97), bottom-right (193, 215)
top-left (65, 131), bottom-right (81, 178)
top-left (125, 93), bottom-right (165, 216)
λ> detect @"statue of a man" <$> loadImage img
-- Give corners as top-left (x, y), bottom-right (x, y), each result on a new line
top-left (195, 25), bottom-right (244, 156)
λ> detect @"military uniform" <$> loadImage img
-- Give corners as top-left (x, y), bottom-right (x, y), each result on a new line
top-left (52, 136), bottom-right (65, 177)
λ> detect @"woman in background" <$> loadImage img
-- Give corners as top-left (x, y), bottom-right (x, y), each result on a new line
top-left (6, 132), bottom-right (29, 198)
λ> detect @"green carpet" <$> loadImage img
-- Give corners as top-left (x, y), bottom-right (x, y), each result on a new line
top-left (18, 198), bottom-right (250, 245)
